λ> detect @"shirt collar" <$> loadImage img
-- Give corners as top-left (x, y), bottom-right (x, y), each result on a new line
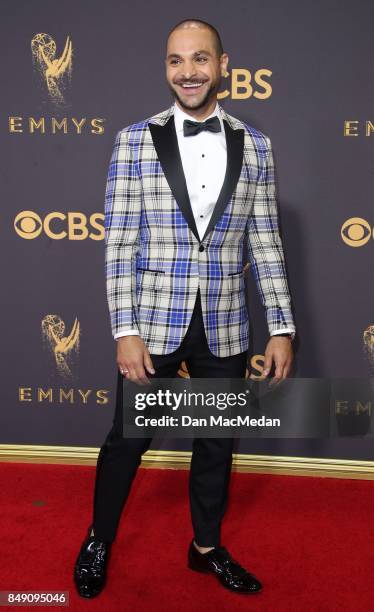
top-left (173, 100), bottom-right (223, 135)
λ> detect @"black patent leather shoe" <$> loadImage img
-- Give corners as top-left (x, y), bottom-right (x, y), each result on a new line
top-left (188, 540), bottom-right (262, 594)
top-left (73, 525), bottom-right (112, 598)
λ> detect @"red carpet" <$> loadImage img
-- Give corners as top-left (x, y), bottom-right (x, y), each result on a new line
top-left (1, 462), bottom-right (374, 611)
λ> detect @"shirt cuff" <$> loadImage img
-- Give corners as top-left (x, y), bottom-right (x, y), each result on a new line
top-left (270, 328), bottom-right (295, 340)
top-left (114, 330), bottom-right (140, 340)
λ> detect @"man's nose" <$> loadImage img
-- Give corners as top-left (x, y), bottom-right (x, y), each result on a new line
top-left (181, 61), bottom-right (197, 79)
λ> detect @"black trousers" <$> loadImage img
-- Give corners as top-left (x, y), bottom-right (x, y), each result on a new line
top-left (92, 288), bottom-right (248, 547)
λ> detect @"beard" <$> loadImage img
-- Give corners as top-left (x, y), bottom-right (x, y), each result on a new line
top-left (167, 79), bottom-right (219, 112)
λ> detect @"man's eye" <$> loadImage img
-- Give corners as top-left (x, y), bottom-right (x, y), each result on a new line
top-left (169, 57), bottom-right (207, 65)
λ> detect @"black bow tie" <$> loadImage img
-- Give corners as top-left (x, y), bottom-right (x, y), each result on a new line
top-left (183, 115), bottom-right (221, 137)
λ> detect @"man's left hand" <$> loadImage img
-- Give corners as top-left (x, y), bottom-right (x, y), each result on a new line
top-left (262, 336), bottom-right (294, 386)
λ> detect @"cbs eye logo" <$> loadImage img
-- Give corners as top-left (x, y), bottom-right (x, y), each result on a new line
top-left (14, 210), bottom-right (104, 240)
top-left (341, 217), bottom-right (373, 247)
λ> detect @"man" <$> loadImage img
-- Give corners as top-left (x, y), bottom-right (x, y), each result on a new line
top-left (74, 18), bottom-right (296, 598)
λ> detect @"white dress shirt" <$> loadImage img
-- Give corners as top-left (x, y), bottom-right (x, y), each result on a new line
top-left (115, 101), bottom-right (294, 340)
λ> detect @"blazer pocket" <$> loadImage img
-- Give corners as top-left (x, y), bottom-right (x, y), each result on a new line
top-left (137, 268), bottom-right (165, 291)
top-left (228, 270), bottom-right (244, 292)
top-left (136, 268), bottom-right (165, 273)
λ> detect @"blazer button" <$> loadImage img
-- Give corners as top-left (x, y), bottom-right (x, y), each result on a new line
top-left (199, 245), bottom-right (205, 252)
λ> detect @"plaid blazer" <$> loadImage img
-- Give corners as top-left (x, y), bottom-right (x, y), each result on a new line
top-left (104, 102), bottom-right (296, 357)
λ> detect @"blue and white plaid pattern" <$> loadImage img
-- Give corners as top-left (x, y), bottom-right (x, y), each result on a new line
top-left (104, 103), bottom-right (295, 356)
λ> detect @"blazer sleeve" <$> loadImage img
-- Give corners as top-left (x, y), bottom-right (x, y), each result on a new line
top-left (104, 129), bottom-right (141, 339)
top-left (245, 135), bottom-right (296, 337)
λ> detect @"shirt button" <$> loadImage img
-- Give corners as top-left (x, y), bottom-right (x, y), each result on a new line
top-left (199, 245), bottom-right (205, 252)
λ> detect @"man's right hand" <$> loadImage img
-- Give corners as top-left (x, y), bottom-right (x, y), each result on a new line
top-left (116, 336), bottom-right (155, 386)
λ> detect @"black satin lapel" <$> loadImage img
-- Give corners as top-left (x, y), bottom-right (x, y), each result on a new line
top-left (148, 116), bottom-right (200, 243)
top-left (200, 120), bottom-right (244, 243)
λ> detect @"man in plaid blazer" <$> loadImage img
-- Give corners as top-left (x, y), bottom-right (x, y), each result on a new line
top-left (74, 18), bottom-right (296, 598)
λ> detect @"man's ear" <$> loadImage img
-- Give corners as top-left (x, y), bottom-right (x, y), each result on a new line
top-left (220, 53), bottom-right (229, 75)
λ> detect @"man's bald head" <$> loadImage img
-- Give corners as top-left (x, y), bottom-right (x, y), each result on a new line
top-left (167, 18), bottom-right (223, 59)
